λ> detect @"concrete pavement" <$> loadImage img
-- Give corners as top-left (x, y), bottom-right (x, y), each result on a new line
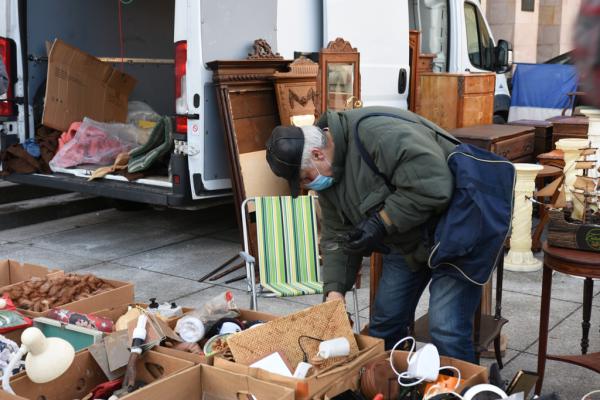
top-left (0, 205), bottom-right (598, 398)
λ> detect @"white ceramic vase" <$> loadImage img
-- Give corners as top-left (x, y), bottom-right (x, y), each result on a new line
top-left (505, 163), bottom-right (544, 272)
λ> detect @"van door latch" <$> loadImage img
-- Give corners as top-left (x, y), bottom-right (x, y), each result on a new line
top-left (174, 140), bottom-right (200, 156)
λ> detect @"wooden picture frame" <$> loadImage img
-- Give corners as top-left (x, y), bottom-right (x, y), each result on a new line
top-left (316, 38), bottom-right (361, 117)
top-left (273, 56), bottom-right (319, 126)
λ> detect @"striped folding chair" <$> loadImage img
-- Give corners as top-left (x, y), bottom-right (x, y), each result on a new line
top-left (239, 195), bottom-right (361, 333)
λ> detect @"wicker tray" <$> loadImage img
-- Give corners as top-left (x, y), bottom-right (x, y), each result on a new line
top-left (226, 300), bottom-right (358, 369)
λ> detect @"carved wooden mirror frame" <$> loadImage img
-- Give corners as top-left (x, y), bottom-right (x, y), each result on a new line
top-left (273, 56), bottom-right (318, 126)
top-left (316, 38), bottom-right (361, 117)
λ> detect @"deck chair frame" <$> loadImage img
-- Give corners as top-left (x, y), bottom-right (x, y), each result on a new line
top-left (239, 196), bottom-right (361, 333)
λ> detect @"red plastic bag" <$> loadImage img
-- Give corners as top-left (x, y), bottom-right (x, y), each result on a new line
top-left (50, 117), bottom-right (139, 169)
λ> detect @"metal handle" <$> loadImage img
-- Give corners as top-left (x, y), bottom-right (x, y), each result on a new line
top-left (398, 68), bottom-right (407, 94)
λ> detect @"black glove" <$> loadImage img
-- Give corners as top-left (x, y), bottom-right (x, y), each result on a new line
top-left (344, 213), bottom-right (390, 256)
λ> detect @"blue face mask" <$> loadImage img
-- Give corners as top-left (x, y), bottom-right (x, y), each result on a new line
top-left (305, 160), bottom-right (335, 191)
top-left (305, 174), bottom-right (335, 191)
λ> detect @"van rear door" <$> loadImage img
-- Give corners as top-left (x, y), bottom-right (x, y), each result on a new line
top-left (184, 0), bottom-right (279, 199)
top-left (323, 0), bottom-right (410, 109)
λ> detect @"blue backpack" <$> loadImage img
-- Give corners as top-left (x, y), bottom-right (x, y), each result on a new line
top-left (354, 113), bottom-right (516, 285)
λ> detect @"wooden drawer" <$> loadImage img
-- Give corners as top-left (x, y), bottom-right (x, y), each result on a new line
top-left (418, 54), bottom-right (435, 72)
top-left (491, 132), bottom-right (535, 160)
top-left (463, 75), bottom-right (496, 94)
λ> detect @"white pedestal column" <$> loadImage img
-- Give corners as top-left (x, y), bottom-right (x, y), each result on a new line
top-left (505, 163), bottom-right (544, 272)
top-left (581, 108), bottom-right (600, 179)
top-left (556, 138), bottom-right (591, 221)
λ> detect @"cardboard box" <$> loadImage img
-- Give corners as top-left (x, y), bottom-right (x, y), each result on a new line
top-left (0, 349), bottom-right (194, 400)
top-left (0, 260), bottom-right (62, 289)
top-left (124, 364), bottom-right (295, 400)
top-left (214, 334), bottom-right (385, 400)
top-left (15, 277), bottom-right (134, 319)
top-left (96, 308), bottom-right (279, 366)
top-left (390, 350), bottom-right (488, 393)
top-left (43, 39), bottom-right (137, 132)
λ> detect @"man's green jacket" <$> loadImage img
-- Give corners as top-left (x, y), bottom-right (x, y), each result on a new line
top-left (315, 106), bottom-right (457, 294)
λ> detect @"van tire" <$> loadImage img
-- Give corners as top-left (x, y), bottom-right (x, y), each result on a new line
top-left (109, 199), bottom-right (148, 212)
top-left (493, 113), bottom-right (507, 124)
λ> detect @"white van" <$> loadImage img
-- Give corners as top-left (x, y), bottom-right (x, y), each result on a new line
top-left (0, 0), bottom-right (510, 208)
top-left (413, 0), bottom-right (512, 123)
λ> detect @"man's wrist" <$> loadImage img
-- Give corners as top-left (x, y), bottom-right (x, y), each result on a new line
top-left (378, 209), bottom-right (396, 234)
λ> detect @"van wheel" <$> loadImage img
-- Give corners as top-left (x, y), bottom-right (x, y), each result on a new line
top-left (493, 113), bottom-right (507, 124)
top-left (109, 199), bottom-right (148, 212)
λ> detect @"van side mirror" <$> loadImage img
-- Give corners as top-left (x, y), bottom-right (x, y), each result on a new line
top-left (494, 39), bottom-right (512, 73)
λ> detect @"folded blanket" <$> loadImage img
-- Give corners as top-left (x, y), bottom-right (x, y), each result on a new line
top-left (128, 116), bottom-right (173, 173)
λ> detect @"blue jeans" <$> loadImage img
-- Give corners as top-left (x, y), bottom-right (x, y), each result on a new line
top-left (368, 252), bottom-right (482, 363)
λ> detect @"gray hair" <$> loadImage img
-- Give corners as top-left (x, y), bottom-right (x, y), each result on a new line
top-left (300, 126), bottom-right (328, 169)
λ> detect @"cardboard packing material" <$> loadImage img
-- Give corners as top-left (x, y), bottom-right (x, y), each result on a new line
top-left (214, 334), bottom-right (385, 400)
top-left (389, 350), bottom-right (488, 393)
top-left (0, 260), bottom-right (62, 288)
top-left (124, 364), bottom-right (295, 400)
top-left (42, 39), bottom-right (137, 132)
top-left (0, 349), bottom-right (193, 400)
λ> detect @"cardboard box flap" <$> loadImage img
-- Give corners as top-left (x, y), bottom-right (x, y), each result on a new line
top-left (2, 350), bottom-right (193, 400)
top-left (43, 39), bottom-right (137, 132)
top-left (0, 260), bottom-right (62, 290)
top-left (202, 365), bottom-right (295, 400)
top-left (121, 364), bottom-right (295, 400)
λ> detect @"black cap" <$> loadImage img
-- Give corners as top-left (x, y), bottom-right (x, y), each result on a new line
top-left (266, 125), bottom-right (305, 197)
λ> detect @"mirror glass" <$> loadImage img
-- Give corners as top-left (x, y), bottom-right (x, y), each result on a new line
top-left (327, 63), bottom-right (355, 111)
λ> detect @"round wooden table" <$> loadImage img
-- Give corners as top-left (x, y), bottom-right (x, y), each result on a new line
top-left (536, 242), bottom-right (600, 394)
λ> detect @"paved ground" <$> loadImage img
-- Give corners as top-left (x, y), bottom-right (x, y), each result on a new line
top-left (0, 205), bottom-right (598, 398)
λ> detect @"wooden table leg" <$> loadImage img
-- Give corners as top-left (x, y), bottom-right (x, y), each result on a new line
top-left (581, 278), bottom-right (594, 355)
top-left (531, 212), bottom-right (548, 253)
top-left (536, 263), bottom-right (553, 395)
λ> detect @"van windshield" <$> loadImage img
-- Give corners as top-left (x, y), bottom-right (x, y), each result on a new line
top-left (465, 2), bottom-right (494, 71)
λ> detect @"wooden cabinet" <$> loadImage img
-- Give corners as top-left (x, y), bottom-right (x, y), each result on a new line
top-left (416, 72), bottom-right (495, 131)
top-left (449, 124), bottom-right (536, 163)
top-left (418, 53), bottom-right (435, 73)
top-left (547, 115), bottom-right (589, 145)
top-left (508, 119), bottom-right (554, 158)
